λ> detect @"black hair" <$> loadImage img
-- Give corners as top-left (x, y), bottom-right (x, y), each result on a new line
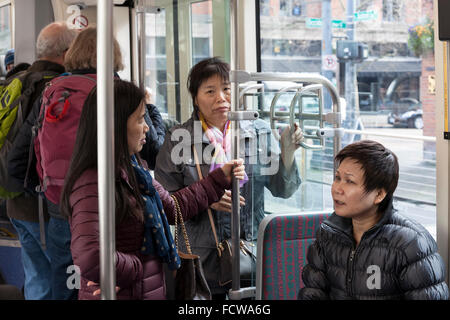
top-left (335, 140), bottom-right (399, 213)
top-left (5, 63), bottom-right (30, 79)
top-left (187, 57), bottom-right (230, 109)
top-left (60, 79), bottom-right (146, 223)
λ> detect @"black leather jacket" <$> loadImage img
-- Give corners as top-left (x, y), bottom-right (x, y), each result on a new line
top-left (298, 202), bottom-right (449, 300)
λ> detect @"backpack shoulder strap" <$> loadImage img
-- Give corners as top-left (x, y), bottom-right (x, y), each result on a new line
top-left (22, 70), bottom-right (60, 98)
top-left (61, 73), bottom-right (97, 85)
top-left (42, 72), bottom-right (96, 92)
top-left (5, 71), bottom-right (53, 112)
top-left (5, 70), bottom-right (28, 84)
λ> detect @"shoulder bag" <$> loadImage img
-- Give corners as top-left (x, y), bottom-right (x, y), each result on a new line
top-left (192, 146), bottom-right (256, 287)
top-left (172, 194), bottom-right (211, 300)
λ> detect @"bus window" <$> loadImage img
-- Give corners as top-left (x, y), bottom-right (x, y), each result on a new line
top-left (0, 2), bottom-right (12, 77)
top-left (257, 0), bottom-right (437, 238)
top-left (145, 8), bottom-right (169, 115)
top-left (191, 1), bottom-right (212, 65)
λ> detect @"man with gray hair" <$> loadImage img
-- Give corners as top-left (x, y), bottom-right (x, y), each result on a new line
top-left (4, 21), bottom-right (77, 300)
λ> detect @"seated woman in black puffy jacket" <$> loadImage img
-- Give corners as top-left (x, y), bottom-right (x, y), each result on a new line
top-left (298, 140), bottom-right (449, 300)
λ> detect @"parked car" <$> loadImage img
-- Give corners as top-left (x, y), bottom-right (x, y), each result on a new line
top-left (387, 106), bottom-right (423, 129)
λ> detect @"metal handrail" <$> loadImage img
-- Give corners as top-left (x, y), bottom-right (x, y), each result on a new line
top-left (269, 84), bottom-right (303, 140)
top-left (239, 83), bottom-right (264, 100)
top-left (136, 0), bottom-right (146, 89)
top-left (239, 83), bottom-right (264, 110)
top-left (229, 0), bottom-right (243, 299)
top-left (97, 0), bottom-right (116, 300)
top-left (289, 84), bottom-right (325, 150)
top-left (248, 72), bottom-right (342, 157)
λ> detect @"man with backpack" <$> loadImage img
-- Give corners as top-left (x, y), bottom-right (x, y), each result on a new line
top-left (8, 25), bottom-right (168, 300)
top-left (0, 22), bottom-right (77, 300)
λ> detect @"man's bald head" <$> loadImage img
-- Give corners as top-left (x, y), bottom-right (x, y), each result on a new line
top-left (36, 21), bottom-right (77, 61)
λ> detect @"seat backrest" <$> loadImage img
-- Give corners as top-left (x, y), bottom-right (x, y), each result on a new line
top-left (255, 211), bottom-right (332, 300)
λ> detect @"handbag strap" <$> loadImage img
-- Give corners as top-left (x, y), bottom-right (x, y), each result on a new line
top-left (192, 145), bottom-right (221, 253)
top-left (171, 194), bottom-right (193, 255)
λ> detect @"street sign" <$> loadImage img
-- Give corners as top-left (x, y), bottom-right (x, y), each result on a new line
top-left (354, 10), bottom-right (378, 22)
top-left (306, 18), bottom-right (322, 28)
top-left (322, 54), bottom-right (338, 71)
top-left (73, 15), bottom-right (89, 30)
top-left (306, 18), bottom-right (347, 29)
top-left (332, 20), bottom-right (347, 29)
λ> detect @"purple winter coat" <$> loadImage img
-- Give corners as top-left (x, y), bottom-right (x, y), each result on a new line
top-left (69, 167), bottom-right (230, 300)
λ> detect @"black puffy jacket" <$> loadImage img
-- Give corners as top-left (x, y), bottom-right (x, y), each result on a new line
top-left (298, 202), bottom-right (449, 300)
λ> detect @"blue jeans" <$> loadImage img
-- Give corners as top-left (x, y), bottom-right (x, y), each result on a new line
top-left (46, 199), bottom-right (78, 300)
top-left (10, 218), bottom-right (51, 300)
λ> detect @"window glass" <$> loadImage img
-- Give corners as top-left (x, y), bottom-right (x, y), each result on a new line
top-left (0, 4), bottom-right (11, 56)
top-left (191, 1), bottom-right (213, 65)
top-left (258, 0), bottom-right (437, 238)
top-left (383, 0), bottom-right (402, 22)
top-left (145, 9), bottom-right (168, 114)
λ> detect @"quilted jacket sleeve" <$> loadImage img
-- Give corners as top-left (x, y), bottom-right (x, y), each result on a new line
top-left (399, 232), bottom-right (449, 300)
top-left (298, 228), bottom-right (330, 300)
top-left (154, 167), bottom-right (230, 225)
top-left (69, 171), bottom-right (143, 290)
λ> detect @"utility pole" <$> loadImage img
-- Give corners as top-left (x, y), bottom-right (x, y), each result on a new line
top-left (322, 0), bottom-right (333, 109)
top-left (345, 0), bottom-right (358, 129)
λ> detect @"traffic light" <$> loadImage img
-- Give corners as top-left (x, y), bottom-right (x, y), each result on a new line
top-left (337, 40), bottom-right (368, 62)
top-left (358, 43), bottom-right (369, 61)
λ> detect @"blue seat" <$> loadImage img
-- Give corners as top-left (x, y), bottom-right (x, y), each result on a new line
top-left (255, 212), bottom-right (332, 300)
top-left (0, 219), bottom-right (24, 289)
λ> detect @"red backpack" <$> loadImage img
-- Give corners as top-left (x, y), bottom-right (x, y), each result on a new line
top-left (34, 73), bottom-right (96, 204)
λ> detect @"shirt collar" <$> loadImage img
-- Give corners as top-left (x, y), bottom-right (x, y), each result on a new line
top-left (323, 199), bottom-right (395, 239)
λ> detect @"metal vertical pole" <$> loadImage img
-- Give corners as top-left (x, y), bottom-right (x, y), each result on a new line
top-left (229, 0), bottom-right (241, 294)
top-left (97, 0), bottom-right (116, 300)
top-left (446, 42), bottom-right (450, 135)
top-left (136, 0), bottom-right (146, 90)
top-left (322, 0), bottom-right (333, 108)
top-left (345, 0), bottom-right (356, 129)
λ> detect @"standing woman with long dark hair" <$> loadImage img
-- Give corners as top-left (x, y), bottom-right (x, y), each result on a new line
top-left (60, 79), bottom-right (245, 300)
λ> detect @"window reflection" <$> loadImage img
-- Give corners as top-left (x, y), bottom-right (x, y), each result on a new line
top-left (191, 1), bottom-right (212, 65)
